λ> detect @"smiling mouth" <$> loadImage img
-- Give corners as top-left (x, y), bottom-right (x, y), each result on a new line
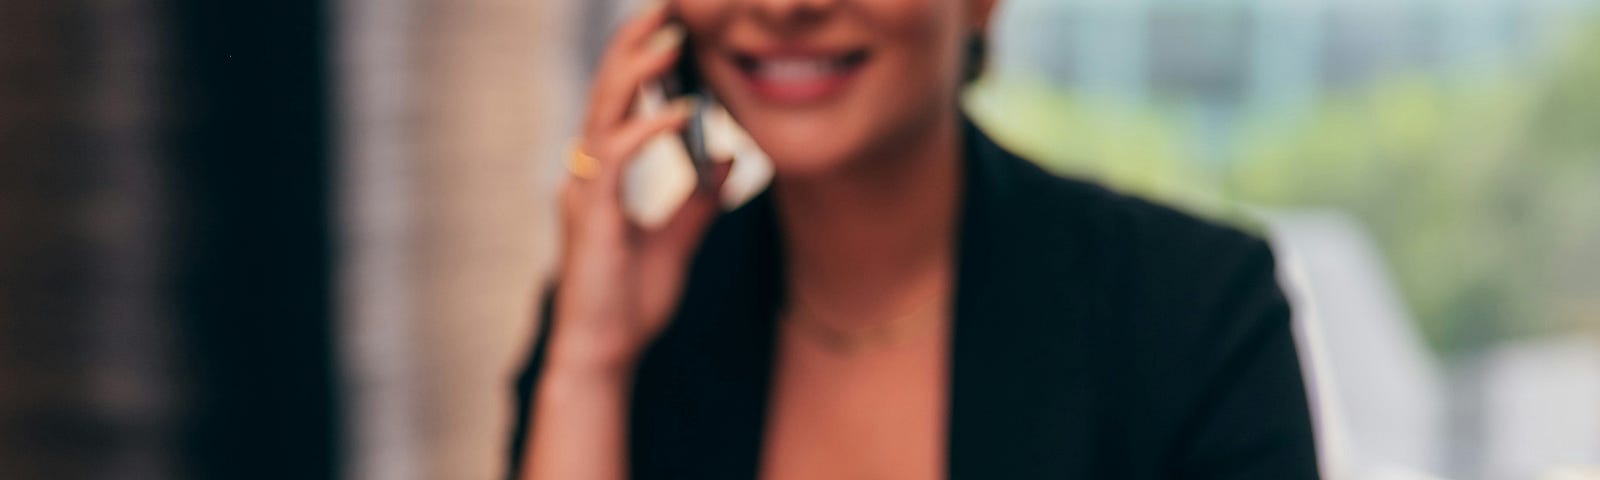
top-left (731, 49), bottom-right (871, 104)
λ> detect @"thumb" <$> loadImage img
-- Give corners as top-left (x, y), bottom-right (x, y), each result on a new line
top-left (650, 159), bottom-right (734, 258)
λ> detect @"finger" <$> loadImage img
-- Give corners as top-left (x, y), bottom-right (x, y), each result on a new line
top-left (557, 177), bottom-right (586, 258)
top-left (697, 158), bottom-right (734, 196)
top-left (649, 158), bottom-right (733, 257)
top-left (586, 24), bottom-right (686, 135)
top-left (584, 0), bottom-right (678, 134)
top-left (599, 98), bottom-right (694, 166)
top-left (592, 102), bottom-right (695, 196)
top-left (608, 0), bottom-right (673, 57)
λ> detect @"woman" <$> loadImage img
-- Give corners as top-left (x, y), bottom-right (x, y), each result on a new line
top-left (511, 0), bottom-right (1319, 478)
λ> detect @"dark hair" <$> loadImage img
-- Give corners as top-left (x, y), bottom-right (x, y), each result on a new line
top-left (962, 34), bottom-right (988, 84)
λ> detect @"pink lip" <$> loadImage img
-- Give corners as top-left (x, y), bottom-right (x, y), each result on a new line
top-left (740, 67), bottom-right (859, 105)
top-left (730, 49), bottom-right (869, 106)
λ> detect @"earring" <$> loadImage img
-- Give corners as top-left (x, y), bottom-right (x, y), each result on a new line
top-left (962, 33), bottom-right (988, 83)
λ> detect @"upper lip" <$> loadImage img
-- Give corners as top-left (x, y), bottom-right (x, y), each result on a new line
top-left (726, 45), bottom-right (868, 61)
top-left (732, 45), bottom-right (859, 56)
top-left (726, 45), bottom-right (871, 73)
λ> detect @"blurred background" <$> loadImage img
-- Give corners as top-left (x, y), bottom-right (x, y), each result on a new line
top-left (1, 0), bottom-right (1595, 479)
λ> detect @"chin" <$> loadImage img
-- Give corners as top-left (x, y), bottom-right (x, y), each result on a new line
top-left (759, 141), bottom-right (854, 179)
top-left (740, 115), bottom-right (864, 179)
top-left (768, 155), bottom-right (852, 179)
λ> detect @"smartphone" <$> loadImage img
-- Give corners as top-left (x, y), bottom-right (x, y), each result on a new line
top-left (659, 20), bottom-right (715, 188)
top-left (622, 14), bottom-right (771, 228)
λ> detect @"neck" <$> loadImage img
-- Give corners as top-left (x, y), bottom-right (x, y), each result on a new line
top-left (772, 112), bottom-right (963, 327)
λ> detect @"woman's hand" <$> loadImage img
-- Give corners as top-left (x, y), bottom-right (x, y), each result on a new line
top-left (549, 1), bottom-right (729, 379)
top-left (524, 6), bottom-right (727, 478)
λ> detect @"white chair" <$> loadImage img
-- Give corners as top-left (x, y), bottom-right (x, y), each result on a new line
top-left (1260, 209), bottom-right (1449, 479)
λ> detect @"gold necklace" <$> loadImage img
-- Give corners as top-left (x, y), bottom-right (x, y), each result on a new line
top-left (783, 288), bottom-right (948, 354)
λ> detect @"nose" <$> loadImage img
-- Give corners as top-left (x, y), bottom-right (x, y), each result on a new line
top-left (746, 0), bottom-right (840, 29)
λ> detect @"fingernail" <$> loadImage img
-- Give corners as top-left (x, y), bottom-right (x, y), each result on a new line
top-left (645, 24), bottom-right (685, 54)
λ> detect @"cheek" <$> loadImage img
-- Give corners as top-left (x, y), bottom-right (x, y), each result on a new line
top-left (860, 1), bottom-right (969, 119)
top-left (869, 0), bottom-right (968, 93)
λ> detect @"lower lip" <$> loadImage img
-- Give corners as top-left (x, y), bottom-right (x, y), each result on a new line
top-left (739, 62), bottom-right (864, 105)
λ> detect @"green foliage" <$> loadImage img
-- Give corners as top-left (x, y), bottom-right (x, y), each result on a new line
top-left (963, 75), bottom-right (1235, 224)
top-left (966, 20), bottom-right (1600, 354)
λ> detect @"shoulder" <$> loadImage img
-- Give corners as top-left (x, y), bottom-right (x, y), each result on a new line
top-left (996, 150), bottom-right (1291, 375)
top-left (1004, 153), bottom-right (1310, 433)
top-left (961, 120), bottom-right (1284, 318)
top-left (1000, 152), bottom-right (1278, 288)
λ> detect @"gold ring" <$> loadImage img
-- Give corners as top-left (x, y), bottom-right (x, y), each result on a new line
top-left (567, 141), bottom-right (600, 180)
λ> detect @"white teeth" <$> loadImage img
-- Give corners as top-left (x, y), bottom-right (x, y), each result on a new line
top-left (754, 58), bottom-right (837, 81)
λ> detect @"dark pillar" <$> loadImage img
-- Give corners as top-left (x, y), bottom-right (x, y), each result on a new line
top-left (170, 1), bottom-right (340, 479)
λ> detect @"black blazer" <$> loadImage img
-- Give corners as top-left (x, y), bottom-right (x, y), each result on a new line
top-left (509, 119), bottom-right (1320, 479)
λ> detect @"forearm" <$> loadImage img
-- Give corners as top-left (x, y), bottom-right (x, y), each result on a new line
top-left (522, 364), bottom-right (633, 480)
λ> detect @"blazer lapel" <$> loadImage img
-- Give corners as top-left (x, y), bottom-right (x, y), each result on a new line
top-left (639, 119), bottom-right (1098, 479)
top-left (948, 119), bottom-right (1095, 479)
